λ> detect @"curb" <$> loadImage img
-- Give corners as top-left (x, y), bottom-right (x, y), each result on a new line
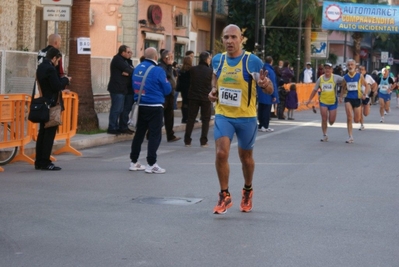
top-left (24, 119), bottom-right (215, 157)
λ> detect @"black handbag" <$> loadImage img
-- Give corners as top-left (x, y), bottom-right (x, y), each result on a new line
top-left (28, 81), bottom-right (50, 123)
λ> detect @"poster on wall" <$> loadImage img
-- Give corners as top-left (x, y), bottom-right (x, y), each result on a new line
top-left (311, 32), bottom-right (328, 58)
top-left (322, 1), bottom-right (399, 33)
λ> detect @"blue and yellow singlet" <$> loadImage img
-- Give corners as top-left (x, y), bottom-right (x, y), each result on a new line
top-left (213, 52), bottom-right (260, 118)
top-left (344, 72), bottom-right (362, 99)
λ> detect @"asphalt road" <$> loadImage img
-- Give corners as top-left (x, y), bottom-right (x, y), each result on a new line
top-left (1, 102), bottom-right (399, 267)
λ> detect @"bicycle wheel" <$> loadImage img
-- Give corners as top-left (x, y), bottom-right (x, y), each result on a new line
top-left (0, 123), bottom-right (18, 165)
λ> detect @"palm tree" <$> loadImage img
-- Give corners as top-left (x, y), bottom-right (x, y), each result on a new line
top-left (267, 0), bottom-right (322, 65)
top-left (68, 0), bottom-right (99, 131)
top-left (351, 32), bottom-right (363, 63)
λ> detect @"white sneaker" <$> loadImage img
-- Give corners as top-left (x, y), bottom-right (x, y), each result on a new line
top-left (345, 136), bottom-right (354, 144)
top-left (320, 135), bottom-right (328, 142)
top-left (258, 127), bottom-right (267, 132)
top-left (265, 128), bottom-right (274, 132)
top-left (359, 125), bottom-right (365, 131)
top-left (384, 111), bottom-right (388, 115)
top-left (145, 163), bottom-right (166, 174)
top-left (380, 117), bottom-right (384, 123)
top-left (129, 162), bottom-right (146, 171)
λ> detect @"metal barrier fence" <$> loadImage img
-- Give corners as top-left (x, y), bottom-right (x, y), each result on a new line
top-left (0, 50), bottom-right (139, 96)
top-left (90, 56), bottom-right (140, 95)
top-left (91, 57), bottom-right (111, 96)
top-left (0, 51), bottom-right (37, 95)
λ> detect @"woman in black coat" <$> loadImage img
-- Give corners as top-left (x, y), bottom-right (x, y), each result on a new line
top-left (35, 47), bottom-right (70, 171)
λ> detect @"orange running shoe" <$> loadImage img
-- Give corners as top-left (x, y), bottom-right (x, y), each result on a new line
top-left (240, 189), bottom-right (253, 212)
top-left (213, 192), bottom-right (233, 214)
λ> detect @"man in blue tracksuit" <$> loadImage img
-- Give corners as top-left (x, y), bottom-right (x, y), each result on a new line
top-left (129, 47), bottom-right (172, 174)
top-left (256, 56), bottom-right (279, 132)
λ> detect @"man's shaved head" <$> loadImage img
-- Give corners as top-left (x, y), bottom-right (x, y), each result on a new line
top-left (144, 47), bottom-right (158, 61)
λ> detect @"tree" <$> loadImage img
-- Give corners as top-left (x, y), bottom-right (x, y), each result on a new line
top-left (227, 0), bottom-right (257, 51)
top-left (267, 0), bottom-right (322, 66)
top-left (226, 0), bottom-right (299, 64)
top-left (263, 17), bottom-right (301, 65)
top-left (68, 0), bottom-right (99, 131)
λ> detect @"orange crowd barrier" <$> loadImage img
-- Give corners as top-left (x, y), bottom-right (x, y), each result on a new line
top-left (283, 83), bottom-right (319, 111)
top-left (53, 92), bottom-right (81, 156)
top-left (31, 91), bottom-right (82, 159)
top-left (0, 94), bottom-right (35, 171)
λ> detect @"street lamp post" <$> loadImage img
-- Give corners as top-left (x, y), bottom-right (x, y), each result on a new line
top-left (261, 0), bottom-right (267, 60)
top-left (255, 0), bottom-right (260, 54)
top-left (343, 31), bottom-right (347, 64)
top-left (296, 0), bottom-right (303, 82)
top-left (210, 0), bottom-right (216, 55)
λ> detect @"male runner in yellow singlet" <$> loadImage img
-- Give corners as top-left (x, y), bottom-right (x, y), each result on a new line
top-left (208, 24), bottom-right (273, 214)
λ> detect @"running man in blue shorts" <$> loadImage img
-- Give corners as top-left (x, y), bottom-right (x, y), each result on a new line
top-left (339, 59), bottom-right (369, 144)
top-left (208, 24), bottom-right (273, 214)
top-left (306, 63), bottom-right (343, 142)
top-left (376, 68), bottom-right (395, 123)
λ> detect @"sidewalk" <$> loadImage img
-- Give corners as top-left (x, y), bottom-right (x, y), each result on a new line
top-left (36, 110), bottom-right (213, 156)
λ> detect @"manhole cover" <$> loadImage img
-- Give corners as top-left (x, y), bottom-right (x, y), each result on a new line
top-left (133, 197), bottom-right (202, 206)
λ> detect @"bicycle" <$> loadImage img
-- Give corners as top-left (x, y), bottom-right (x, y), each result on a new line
top-left (0, 122), bottom-right (18, 165)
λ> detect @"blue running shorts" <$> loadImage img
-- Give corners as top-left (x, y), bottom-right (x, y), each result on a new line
top-left (320, 99), bottom-right (338, 111)
top-left (378, 93), bottom-right (391, 102)
top-left (214, 115), bottom-right (258, 150)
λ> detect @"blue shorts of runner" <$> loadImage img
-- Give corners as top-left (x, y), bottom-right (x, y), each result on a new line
top-left (344, 97), bottom-right (361, 108)
top-left (320, 100), bottom-right (338, 111)
top-left (362, 97), bottom-right (370, 105)
top-left (214, 114), bottom-right (257, 150)
top-left (378, 93), bottom-right (391, 102)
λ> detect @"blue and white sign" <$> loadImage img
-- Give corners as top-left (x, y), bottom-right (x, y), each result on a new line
top-left (311, 32), bottom-right (328, 58)
top-left (77, 37), bottom-right (91, 55)
top-left (43, 6), bottom-right (70, 21)
top-left (322, 1), bottom-right (399, 33)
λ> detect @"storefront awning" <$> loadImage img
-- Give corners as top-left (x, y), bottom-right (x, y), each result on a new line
top-left (174, 36), bottom-right (190, 45)
top-left (143, 31), bottom-right (164, 41)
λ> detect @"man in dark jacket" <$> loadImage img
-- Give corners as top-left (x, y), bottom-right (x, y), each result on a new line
top-left (119, 57), bottom-right (134, 134)
top-left (184, 51), bottom-right (213, 147)
top-left (107, 45), bottom-right (134, 135)
top-left (35, 47), bottom-right (71, 171)
top-left (158, 50), bottom-right (180, 142)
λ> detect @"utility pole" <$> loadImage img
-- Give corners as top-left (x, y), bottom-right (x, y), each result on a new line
top-left (210, 0), bottom-right (216, 55)
top-left (254, 0), bottom-right (260, 55)
top-left (296, 0), bottom-right (304, 82)
top-left (260, 0), bottom-right (266, 60)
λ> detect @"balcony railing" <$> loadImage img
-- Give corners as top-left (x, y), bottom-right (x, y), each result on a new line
top-left (193, 0), bottom-right (228, 17)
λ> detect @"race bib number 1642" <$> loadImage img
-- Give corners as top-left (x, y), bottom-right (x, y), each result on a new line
top-left (219, 87), bottom-right (242, 107)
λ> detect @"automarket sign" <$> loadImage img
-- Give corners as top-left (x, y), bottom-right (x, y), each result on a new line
top-left (322, 1), bottom-right (399, 33)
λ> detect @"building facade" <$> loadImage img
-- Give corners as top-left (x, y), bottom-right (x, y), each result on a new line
top-left (0, 0), bottom-right (227, 98)
top-left (89, 0), bottom-right (227, 63)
